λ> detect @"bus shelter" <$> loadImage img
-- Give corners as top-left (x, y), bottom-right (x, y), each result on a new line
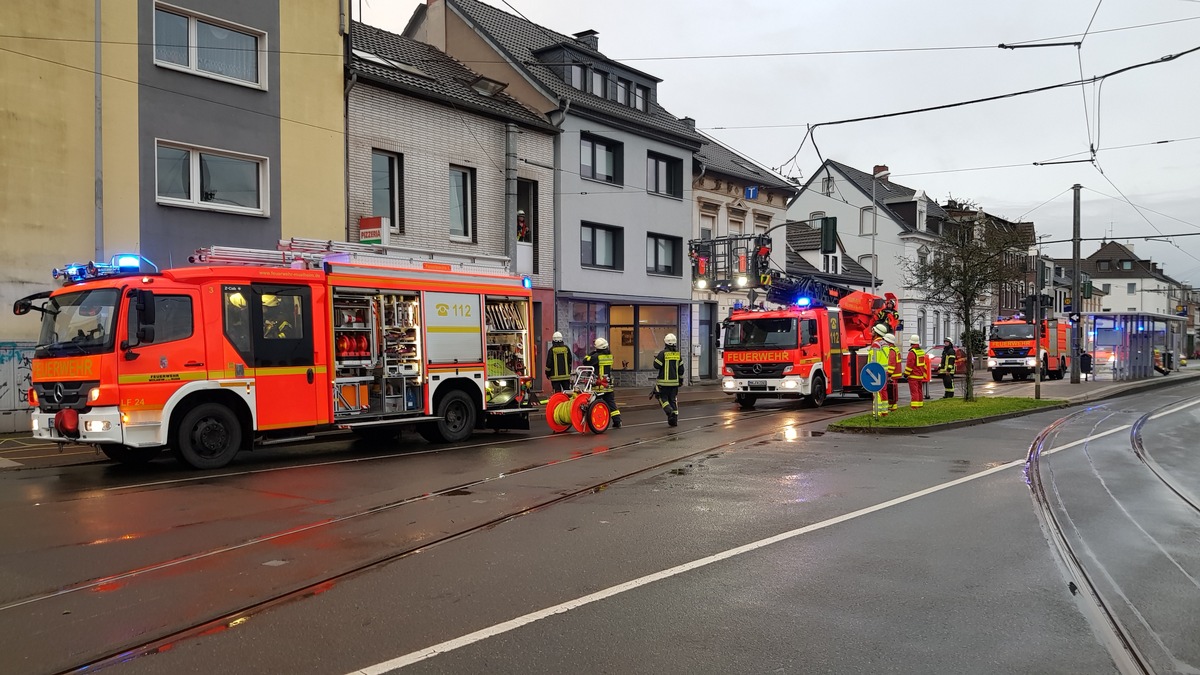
top-left (1084, 311), bottom-right (1186, 381)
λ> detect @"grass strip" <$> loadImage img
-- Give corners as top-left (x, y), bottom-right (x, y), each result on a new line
top-left (832, 396), bottom-right (1065, 429)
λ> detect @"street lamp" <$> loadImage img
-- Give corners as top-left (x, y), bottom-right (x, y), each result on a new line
top-left (870, 165), bottom-right (890, 297)
top-left (1029, 245), bottom-right (1041, 400)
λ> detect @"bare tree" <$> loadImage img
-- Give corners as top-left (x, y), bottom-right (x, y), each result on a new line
top-left (901, 210), bottom-right (1029, 401)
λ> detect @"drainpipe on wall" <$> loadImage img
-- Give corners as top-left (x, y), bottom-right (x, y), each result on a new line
top-left (506, 123), bottom-right (518, 275)
top-left (548, 97), bottom-right (569, 297)
top-left (94, 0), bottom-right (103, 261)
top-left (344, 71), bottom-right (356, 242)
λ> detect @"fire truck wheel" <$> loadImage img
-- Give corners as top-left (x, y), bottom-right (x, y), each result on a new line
top-left (991, 370), bottom-right (1004, 382)
top-left (174, 403), bottom-right (243, 469)
top-left (418, 390), bottom-right (476, 444)
top-left (101, 446), bottom-right (163, 466)
top-left (806, 374), bottom-right (827, 408)
top-left (734, 393), bottom-right (757, 410)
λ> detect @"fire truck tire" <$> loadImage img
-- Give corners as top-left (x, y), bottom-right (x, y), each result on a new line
top-left (734, 393), bottom-right (757, 410)
top-left (101, 446), bottom-right (163, 466)
top-left (991, 370), bottom-right (1005, 382)
top-left (418, 390), bottom-right (476, 444)
top-left (173, 403), bottom-right (243, 469)
top-left (806, 374), bottom-right (827, 408)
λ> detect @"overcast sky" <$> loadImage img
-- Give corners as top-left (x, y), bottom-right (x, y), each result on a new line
top-left (361, 0), bottom-right (1200, 287)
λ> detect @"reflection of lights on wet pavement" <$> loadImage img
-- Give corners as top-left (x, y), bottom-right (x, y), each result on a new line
top-left (783, 427), bottom-right (799, 441)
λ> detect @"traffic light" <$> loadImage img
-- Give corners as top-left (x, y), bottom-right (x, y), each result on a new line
top-left (1023, 295), bottom-right (1036, 322)
top-left (1036, 262), bottom-right (1048, 289)
top-left (1041, 293), bottom-right (1054, 308)
top-left (1082, 279), bottom-right (1093, 299)
top-left (820, 217), bottom-right (838, 254)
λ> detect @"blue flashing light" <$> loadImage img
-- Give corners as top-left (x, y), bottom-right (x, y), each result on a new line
top-left (795, 296), bottom-right (812, 307)
top-left (521, 275), bottom-right (533, 290)
top-left (115, 254), bottom-right (141, 270)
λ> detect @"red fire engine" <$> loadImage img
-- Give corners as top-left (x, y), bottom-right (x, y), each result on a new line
top-left (13, 239), bottom-right (537, 469)
top-left (690, 234), bottom-right (900, 409)
top-left (986, 317), bottom-right (1070, 381)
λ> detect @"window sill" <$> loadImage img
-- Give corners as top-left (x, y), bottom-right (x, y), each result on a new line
top-left (581, 264), bottom-right (623, 273)
top-left (646, 271), bottom-right (682, 279)
top-left (154, 60), bottom-right (267, 91)
top-left (580, 175), bottom-right (621, 189)
top-left (648, 191), bottom-right (684, 201)
top-left (157, 197), bottom-right (268, 218)
top-left (449, 235), bottom-right (474, 244)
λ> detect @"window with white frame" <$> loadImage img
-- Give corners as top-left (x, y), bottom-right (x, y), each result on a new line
top-left (821, 176), bottom-right (834, 195)
top-left (859, 254), bottom-right (877, 277)
top-left (1127, 282), bottom-right (1137, 294)
top-left (449, 166), bottom-right (475, 240)
top-left (823, 253), bottom-right (838, 274)
top-left (728, 218), bottom-right (743, 237)
top-left (154, 4), bottom-right (266, 88)
top-left (156, 141), bottom-right (266, 215)
top-left (809, 211), bottom-right (825, 225)
top-left (700, 214), bottom-right (714, 240)
top-left (371, 150), bottom-right (403, 233)
top-left (860, 207), bottom-right (875, 235)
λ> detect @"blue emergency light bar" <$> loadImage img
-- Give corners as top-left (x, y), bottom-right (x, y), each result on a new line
top-left (522, 276), bottom-right (533, 289)
top-left (52, 254), bottom-right (159, 284)
top-left (795, 297), bottom-right (812, 307)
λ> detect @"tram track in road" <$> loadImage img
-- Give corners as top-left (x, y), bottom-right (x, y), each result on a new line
top-left (1026, 409), bottom-right (1152, 675)
top-left (1130, 396), bottom-right (1200, 513)
top-left (40, 405), bottom-right (857, 674)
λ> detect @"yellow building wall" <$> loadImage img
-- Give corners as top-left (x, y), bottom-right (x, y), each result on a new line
top-left (1, 2), bottom-right (100, 341)
top-left (101, 2), bottom-right (141, 260)
top-left (279, 0), bottom-right (346, 240)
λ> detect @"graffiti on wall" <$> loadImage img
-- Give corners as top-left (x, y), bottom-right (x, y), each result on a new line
top-left (1, 343), bottom-right (35, 410)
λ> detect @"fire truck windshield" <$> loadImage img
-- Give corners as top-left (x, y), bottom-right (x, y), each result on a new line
top-left (34, 288), bottom-right (120, 358)
top-left (724, 317), bottom-right (798, 349)
top-left (989, 323), bottom-right (1035, 341)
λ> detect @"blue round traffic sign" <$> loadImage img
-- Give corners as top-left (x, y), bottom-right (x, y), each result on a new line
top-left (860, 362), bottom-right (888, 393)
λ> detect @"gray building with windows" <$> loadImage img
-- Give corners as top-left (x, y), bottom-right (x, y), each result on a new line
top-left (404, 0), bottom-right (705, 386)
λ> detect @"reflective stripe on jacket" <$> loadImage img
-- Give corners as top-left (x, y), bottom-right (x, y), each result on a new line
top-left (904, 348), bottom-right (930, 380)
top-left (546, 344), bottom-right (572, 381)
top-left (655, 349), bottom-right (682, 386)
top-left (584, 350), bottom-right (614, 392)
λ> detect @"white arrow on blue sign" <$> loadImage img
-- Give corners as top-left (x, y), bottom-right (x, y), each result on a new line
top-left (860, 362), bottom-right (888, 393)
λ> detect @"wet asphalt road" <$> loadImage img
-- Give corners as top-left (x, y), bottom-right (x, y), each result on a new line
top-left (1, 380), bottom-right (1197, 674)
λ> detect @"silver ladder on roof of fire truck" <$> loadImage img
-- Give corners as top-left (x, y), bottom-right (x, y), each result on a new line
top-left (189, 238), bottom-right (511, 275)
top-left (688, 231), bottom-right (857, 308)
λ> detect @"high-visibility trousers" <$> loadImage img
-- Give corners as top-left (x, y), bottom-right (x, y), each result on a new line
top-left (909, 378), bottom-right (925, 408)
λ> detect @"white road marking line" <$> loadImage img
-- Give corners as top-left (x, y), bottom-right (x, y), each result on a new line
top-left (0, 458), bottom-right (23, 468)
top-left (1149, 397), bottom-right (1200, 421)
top-left (347, 420), bottom-right (1130, 674)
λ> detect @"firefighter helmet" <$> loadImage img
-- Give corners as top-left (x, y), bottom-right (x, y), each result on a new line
top-left (873, 324), bottom-right (887, 337)
top-left (665, 333), bottom-right (677, 346)
top-left (552, 331), bottom-right (564, 342)
top-left (884, 333), bottom-right (896, 345)
top-left (909, 335), bottom-right (921, 345)
top-left (594, 337), bottom-right (609, 350)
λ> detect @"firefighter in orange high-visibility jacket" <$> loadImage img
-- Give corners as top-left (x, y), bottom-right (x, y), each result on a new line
top-left (884, 333), bottom-right (900, 411)
top-left (903, 335), bottom-right (931, 408)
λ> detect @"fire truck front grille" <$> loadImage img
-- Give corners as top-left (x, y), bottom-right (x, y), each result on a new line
top-left (34, 381), bottom-right (99, 412)
top-left (730, 364), bottom-right (789, 378)
top-left (992, 347), bottom-right (1030, 358)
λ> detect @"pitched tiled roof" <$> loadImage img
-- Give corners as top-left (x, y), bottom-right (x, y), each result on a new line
top-left (350, 21), bottom-right (555, 132)
top-left (1054, 241), bottom-right (1182, 284)
top-left (783, 224), bottom-right (877, 286)
top-left (695, 132), bottom-right (798, 192)
top-left (800, 160), bottom-right (949, 232)
top-left (444, 0), bottom-right (704, 148)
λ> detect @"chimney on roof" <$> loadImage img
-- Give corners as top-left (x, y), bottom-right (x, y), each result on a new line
top-left (573, 30), bottom-right (599, 51)
top-left (681, 117), bottom-right (696, 129)
top-left (873, 164), bottom-right (889, 178)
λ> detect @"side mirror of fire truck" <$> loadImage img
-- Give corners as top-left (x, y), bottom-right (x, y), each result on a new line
top-left (122, 290), bottom-right (157, 355)
top-left (13, 299), bottom-right (31, 316)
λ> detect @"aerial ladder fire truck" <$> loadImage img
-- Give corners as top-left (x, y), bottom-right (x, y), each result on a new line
top-left (690, 233), bottom-right (899, 409)
top-left (13, 239), bottom-right (538, 469)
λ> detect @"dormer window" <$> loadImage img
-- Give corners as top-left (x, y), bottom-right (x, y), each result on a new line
top-left (591, 69), bottom-right (608, 97)
top-left (634, 85), bottom-right (649, 111)
top-left (1119, 259), bottom-right (1133, 270)
top-left (1098, 260), bottom-right (1111, 271)
top-left (567, 63), bottom-right (585, 90)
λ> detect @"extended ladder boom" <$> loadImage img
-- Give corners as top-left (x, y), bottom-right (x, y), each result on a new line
top-left (190, 238), bottom-right (512, 275)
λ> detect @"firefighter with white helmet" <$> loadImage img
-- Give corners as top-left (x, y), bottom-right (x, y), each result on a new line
top-left (903, 334), bottom-right (930, 408)
top-left (545, 331), bottom-right (573, 392)
top-left (583, 336), bottom-right (620, 428)
top-left (884, 333), bottom-right (900, 411)
top-left (653, 332), bottom-right (684, 427)
top-left (868, 325), bottom-right (890, 418)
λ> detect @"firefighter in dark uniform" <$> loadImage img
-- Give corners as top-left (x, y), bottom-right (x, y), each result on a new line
top-left (583, 337), bottom-right (620, 428)
top-left (545, 331), bottom-right (573, 392)
top-left (938, 338), bottom-right (957, 398)
top-left (653, 333), bottom-right (684, 427)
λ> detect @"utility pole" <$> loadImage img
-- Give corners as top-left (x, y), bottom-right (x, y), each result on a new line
top-left (1070, 184), bottom-right (1082, 384)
